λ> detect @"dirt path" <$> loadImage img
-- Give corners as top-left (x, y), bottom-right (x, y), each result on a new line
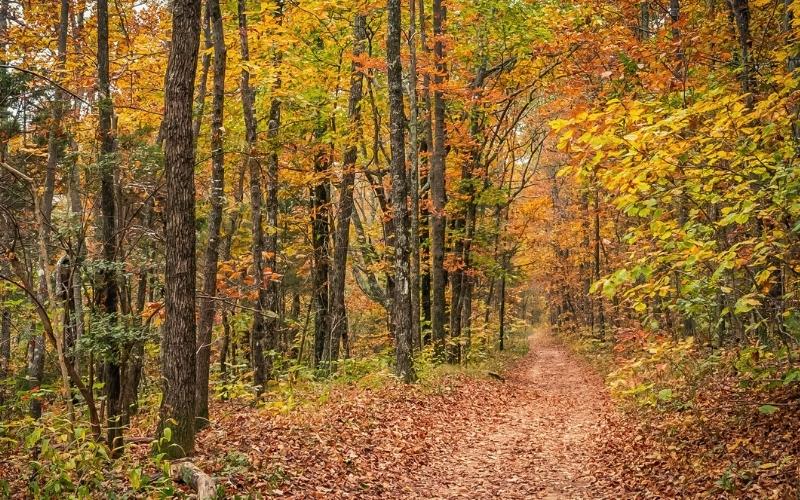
top-left (406, 329), bottom-right (622, 499)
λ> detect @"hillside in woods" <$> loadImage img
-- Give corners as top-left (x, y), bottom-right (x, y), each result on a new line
top-left (1, 0), bottom-right (800, 497)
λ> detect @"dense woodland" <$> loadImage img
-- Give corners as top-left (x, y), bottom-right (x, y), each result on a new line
top-left (1, 0), bottom-right (800, 496)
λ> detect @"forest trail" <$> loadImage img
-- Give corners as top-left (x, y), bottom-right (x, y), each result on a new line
top-left (406, 329), bottom-right (622, 499)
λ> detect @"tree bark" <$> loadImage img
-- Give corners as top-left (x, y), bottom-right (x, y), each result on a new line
top-left (238, 0), bottom-right (268, 393)
top-left (192, 4), bottom-right (212, 141)
top-left (387, 0), bottom-right (415, 382)
top-left (430, 0), bottom-right (447, 360)
top-left (418, 0), bottom-right (433, 341)
top-left (0, 309), bottom-right (9, 377)
top-left (729, 0), bottom-right (753, 101)
top-left (158, 0), bottom-right (202, 459)
top-left (498, 253), bottom-right (507, 351)
top-left (311, 123), bottom-right (331, 367)
top-left (593, 187), bottom-right (605, 339)
top-left (263, 0), bottom-right (284, 381)
top-left (97, 0), bottom-right (124, 456)
top-left (327, 14), bottom-right (367, 365)
top-left (196, 0), bottom-right (226, 428)
top-left (408, 0), bottom-right (422, 352)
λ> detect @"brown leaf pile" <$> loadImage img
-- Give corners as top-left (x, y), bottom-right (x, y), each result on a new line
top-left (595, 375), bottom-right (800, 498)
top-left (193, 373), bottom-right (520, 497)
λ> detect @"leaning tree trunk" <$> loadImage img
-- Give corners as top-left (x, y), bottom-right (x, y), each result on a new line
top-left (196, 0), bottom-right (226, 428)
top-left (387, 0), bottom-right (415, 382)
top-left (327, 14), bottom-right (367, 365)
top-left (158, 0), bottom-right (202, 459)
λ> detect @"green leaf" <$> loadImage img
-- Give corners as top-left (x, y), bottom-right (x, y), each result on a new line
top-left (25, 428), bottom-right (42, 449)
top-left (657, 388), bottom-right (673, 401)
top-left (129, 468), bottom-right (143, 490)
top-left (734, 295), bottom-right (761, 315)
top-left (783, 368), bottom-right (800, 385)
top-left (758, 404), bottom-right (779, 415)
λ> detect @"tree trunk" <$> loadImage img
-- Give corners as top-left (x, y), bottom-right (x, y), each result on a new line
top-left (68, 143), bottom-right (85, 373)
top-left (196, 0), bottom-right (226, 428)
top-left (97, 0), bottom-right (124, 456)
top-left (311, 123), bottom-right (331, 367)
top-left (639, 1), bottom-right (649, 40)
top-left (192, 4), bottom-right (212, 141)
top-left (593, 188), bottom-right (605, 339)
top-left (430, 0), bottom-right (447, 360)
top-left (407, 0), bottom-right (422, 352)
top-left (158, 0), bottom-right (202, 459)
top-left (729, 0), bottom-right (753, 101)
top-left (327, 14), bottom-right (367, 365)
top-left (387, 0), bottom-right (415, 382)
top-left (238, 0), bottom-right (268, 393)
top-left (0, 309), bottom-right (9, 377)
top-left (418, 0), bottom-right (433, 342)
top-left (263, 1), bottom-right (284, 381)
top-left (498, 254), bottom-right (507, 351)
top-left (459, 198), bottom-right (476, 360)
top-left (120, 202), bottom-right (153, 423)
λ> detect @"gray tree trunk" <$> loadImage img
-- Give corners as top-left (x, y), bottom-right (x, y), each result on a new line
top-left (407, 0), bottom-right (422, 352)
top-left (327, 14), bottom-right (367, 365)
top-left (311, 123), bottom-right (331, 367)
top-left (158, 0), bottom-right (202, 459)
top-left (97, 0), bottom-right (124, 456)
top-left (196, 0), bottom-right (226, 428)
top-left (238, 0), bottom-right (268, 393)
top-left (387, 0), bottom-right (415, 382)
top-left (430, 0), bottom-right (447, 360)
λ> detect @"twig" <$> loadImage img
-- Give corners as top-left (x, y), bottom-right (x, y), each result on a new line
top-left (0, 64), bottom-right (90, 106)
top-left (0, 162), bottom-right (33, 183)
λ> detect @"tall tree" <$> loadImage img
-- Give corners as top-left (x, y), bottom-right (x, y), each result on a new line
top-left (418, 0), bottom-right (433, 338)
top-left (263, 0), bottom-right (285, 380)
top-left (387, 0), bottom-right (415, 382)
top-left (97, 0), bottom-right (123, 455)
top-left (238, 0), bottom-right (267, 392)
top-left (430, 0), bottom-right (447, 360)
top-left (196, 0), bottom-right (226, 428)
top-left (0, 309), bottom-right (9, 377)
top-left (408, 0), bottom-right (422, 351)
top-left (311, 121), bottom-right (331, 367)
top-left (158, 0), bottom-right (202, 459)
top-left (328, 14), bottom-right (367, 364)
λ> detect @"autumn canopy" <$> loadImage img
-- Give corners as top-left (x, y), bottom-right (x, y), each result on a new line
top-left (0, 0), bottom-right (799, 496)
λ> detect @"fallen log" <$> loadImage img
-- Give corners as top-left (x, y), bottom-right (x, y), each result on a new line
top-left (170, 461), bottom-right (219, 499)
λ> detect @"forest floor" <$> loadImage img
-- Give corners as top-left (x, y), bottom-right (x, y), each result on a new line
top-left (186, 329), bottom-right (626, 498)
top-left (6, 327), bottom-right (798, 496)
top-left (2, 316), bottom-right (789, 496)
top-left (402, 328), bottom-right (623, 499)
